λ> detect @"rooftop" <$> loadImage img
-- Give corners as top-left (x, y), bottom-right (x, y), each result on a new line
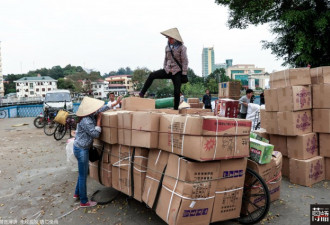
top-left (14, 76), bottom-right (57, 82)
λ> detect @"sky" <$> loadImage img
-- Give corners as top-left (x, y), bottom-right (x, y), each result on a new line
top-left (0, 0), bottom-right (286, 76)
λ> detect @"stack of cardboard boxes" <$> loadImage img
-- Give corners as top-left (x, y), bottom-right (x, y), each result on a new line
top-left (218, 81), bottom-right (241, 100)
top-left (263, 67), bottom-right (328, 186)
top-left (187, 98), bottom-right (204, 108)
top-left (215, 81), bottom-right (241, 118)
top-left (88, 97), bottom-right (253, 225)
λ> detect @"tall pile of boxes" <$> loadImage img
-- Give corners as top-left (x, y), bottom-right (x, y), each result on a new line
top-left (263, 67), bottom-right (330, 186)
top-left (215, 81), bottom-right (241, 117)
top-left (88, 97), bottom-right (252, 225)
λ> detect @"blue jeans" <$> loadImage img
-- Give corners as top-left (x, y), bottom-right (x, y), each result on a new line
top-left (73, 145), bottom-right (89, 204)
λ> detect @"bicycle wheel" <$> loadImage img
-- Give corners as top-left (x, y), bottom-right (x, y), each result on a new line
top-left (44, 120), bottom-right (57, 136)
top-left (0, 110), bottom-right (7, 119)
top-left (34, 117), bottom-right (45, 128)
top-left (238, 167), bottom-right (270, 224)
top-left (54, 124), bottom-right (67, 141)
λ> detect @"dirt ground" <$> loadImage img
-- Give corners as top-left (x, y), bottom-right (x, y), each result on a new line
top-left (0, 118), bottom-right (329, 225)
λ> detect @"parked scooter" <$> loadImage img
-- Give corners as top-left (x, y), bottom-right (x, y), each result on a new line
top-left (33, 112), bottom-right (45, 128)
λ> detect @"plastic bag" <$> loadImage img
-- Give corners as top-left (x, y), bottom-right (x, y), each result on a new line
top-left (66, 138), bottom-right (77, 165)
top-left (246, 103), bottom-right (260, 121)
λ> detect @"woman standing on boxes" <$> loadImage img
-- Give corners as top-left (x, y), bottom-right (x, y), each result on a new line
top-left (73, 96), bottom-right (121, 207)
top-left (139, 27), bottom-right (189, 110)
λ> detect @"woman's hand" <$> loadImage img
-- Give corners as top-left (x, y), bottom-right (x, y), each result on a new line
top-left (96, 112), bottom-right (102, 127)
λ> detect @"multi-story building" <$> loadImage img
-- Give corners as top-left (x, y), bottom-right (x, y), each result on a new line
top-left (202, 47), bottom-right (215, 77)
top-left (0, 42), bottom-right (4, 97)
top-left (91, 80), bottom-right (109, 99)
top-left (14, 76), bottom-right (57, 98)
top-left (105, 75), bottom-right (133, 96)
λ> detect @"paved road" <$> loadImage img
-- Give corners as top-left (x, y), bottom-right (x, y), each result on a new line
top-left (0, 118), bottom-right (329, 225)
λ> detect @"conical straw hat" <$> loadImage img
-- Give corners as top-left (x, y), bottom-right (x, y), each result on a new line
top-left (178, 101), bottom-right (190, 110)
top-left (161, 28), bottom-right (183, 43)
top-left (76, 96), bottom-right (104, 117)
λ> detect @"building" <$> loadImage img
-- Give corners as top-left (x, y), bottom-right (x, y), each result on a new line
top-left (202, 47), bottom-right (215, 77)
top-left (0, 42), bottom-right (4, 97)
top-left (226, 64), bottom-right (267, 89)
top-left (214, 63), bottom-right (227, 70)
top-left (105, 75), bottom-right (133, 96)
top-left (14, 76), bottom-right (57, 98)
top-left (91, 80), bottom-right (109, 99)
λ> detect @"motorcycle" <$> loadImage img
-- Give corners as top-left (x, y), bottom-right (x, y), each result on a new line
top-left (33, 112), bottom-right (45, 128)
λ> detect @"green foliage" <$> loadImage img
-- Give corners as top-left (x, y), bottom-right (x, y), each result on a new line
top-left (132, 67), bottom-right (151, 91)
top-left (57, 78), bottom-right (75, 91)
top-left (104, 67), bottom-right (133, 77)
top-left (181, 82), bottom-right (205, 98)
top-left (204, 68), bottom-right (233, 93)
top-left (215, 0), bottom-right (330, 67)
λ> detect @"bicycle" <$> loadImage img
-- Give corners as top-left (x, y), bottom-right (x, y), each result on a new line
top-left (53, 113), bottom-right (77, 141)
top-left (0, 109), bottom-right (7, 119)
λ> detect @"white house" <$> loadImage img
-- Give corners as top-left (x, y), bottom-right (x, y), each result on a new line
top-left (14, 76), bottom-right (57, 98)
top-left (92, 80), bottom-right (109, 99)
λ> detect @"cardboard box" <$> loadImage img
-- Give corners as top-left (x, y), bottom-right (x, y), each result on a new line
top-left (253, 128), bottom-right (269, 141)
top-left (149, 109), bottom-right (179, 114)
top-left (270, 68), bottom-right (311, 89)
top-left (117, 111), bottom-right (132, 146)
top-left (132, 148), bottom-right (149, 202)
top-left (179, 108), bottom-right (211, 115)
top-left (93, 139), bottom-right (112, 163)
top-left (313, 109), bottom-right (330, 133)
top-left (325, 158), bottom-right (330, 180)
top-left (313, 84), bottom-right (330, 108)
top-left (289, 156), bottom-right (325, 186)
top-left (247, 151), bottom-right (282, 202)
top-left (121, 97), bottom-right (155, 111)
top-left (250, 138), bottom-right (274, 164)
top-left (111, 145), bottom-right (134, 196)
top-left (156, 154), bottom-right (220, 225)
top-left (264, 89), bottom-right (278, 112)
top-left (287, 133), bottom-right (318, 160)
top-left (282, 156), bottom-right (290, 178)
top-left (158, 114), bottom-right (251, 161)
top-left (260, 108), bottom-right (266, 129)
top-left (189, 102), bottom-right (203, 108)
top-left (142, 149), bottom-right (170, 208)
top-left (250, 132), bottom-right (269, 143)
top-left (89, 161), bottom-right (112, 187)
top-left (131, 112), bottom-right (161, 148)
top-left (215, 99), bottom-right (239, 118)
top-left (265, 112), bottom-right (278, 134)
top-left (100, 111), bottom-right (118, 144)
top-left (269, 135), bottom-right (288, 156)
top-left (277, 110), bottom-right (312, 136)
top-left (277, 86), bottom-right (312, 112)
top-left (187, 98), bottom-right (200, 104)
top-left (211, 158), bottom-right (247, 222)
top-left (310, 66), bottom-right (330, 84)
top-left (319, 134), bottom-right (330, 157)
top-left (219, 81), bottom-right (241, 98)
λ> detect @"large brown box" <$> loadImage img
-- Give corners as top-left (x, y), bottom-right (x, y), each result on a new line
top-left (282, 156), bottom-right (290, 178)
top-left (189, 102), bottom-right (204, 108)
top-left (287, 133), bottom-right (318, 160)
top-left (265, 112), bottom-right (278, 134)
top-left (313, 109), bottom-right (330, 133)
top-left (277, 86), bottom-right (312, 112)
top-left (289, 156), bottom-right (325, 186)
top-left (254, 128), bottom-right (270, 141)
top-left (325, 158), bottom-right (330, 180)
top-left (100, 111), bottom-right (118, 144)
top-left (260, 109), bottom-right (266, 129)
top-left (313, 84), bottom-right (330, 108)
top-left (319, 134), bottom-right (330, 157)
top-left (156, 154), bottom-right (220, 225)
top-left (111, 145), bottom-right (134, 196)
top-left (219, 81), bottom-right (241, 98)
top-left (142, 150), bottom-right (170, 208)
top-left (117, 111), bottom-right (132, 146)
top-left (211, 158), bottom-right (247, 222)
top-left (270, 68), bottom-right (311, 89)
top-left (131, 112), bottom-right (161, 148)
top-left (277, 110), bottom-right (312, 136)
top-left (89, 161), bottom-right (112, 187)
top-left (269, 135), bottom-right (287, 156)
top-left (187, 98), bottom-right (200, 104)
top-left (158, 114), bottom-right (251, 161)
top-left (132, 148), bottom-right (149, 202)
top-left (179, 108), bottom-right (211, 115)
top-left (121, 97), bottom-right (155, 111)
top-left (310, 66), bottom-right (330, 84)
top-left (247, 151), bottom-right (282, 202)
top-left (93, 140), bottom-right (112, 163)
top-left (264, 89), bottom-right (278, 112)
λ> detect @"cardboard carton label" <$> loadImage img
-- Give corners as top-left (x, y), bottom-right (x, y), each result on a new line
top-left (183, 208), bottom-right (209, 217)
top-left (296, 112), bottom-right (312, 131)
top-left (202, 119), bottom-right (251, 133)
top-left (310, 160), bottom-right (324, 181)
top-left (306, 135), bottom-right (318, 155)
top-left (295, 88), bottom-right (311, 109)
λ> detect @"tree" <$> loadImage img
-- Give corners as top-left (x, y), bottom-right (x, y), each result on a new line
top-left (132, 67), bottom-right (150, 91)
top-left (181, 82), bottom-right (205, 98)
top-left (187, 68), bottom-right (204, 84)
top-left (215, 0), bottom-right (330, 67)
top-left (57, 78), bottom-right (75, 91)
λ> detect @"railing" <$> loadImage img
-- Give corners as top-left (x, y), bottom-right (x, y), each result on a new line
top-left (0, 97), bottom-right (44, 107)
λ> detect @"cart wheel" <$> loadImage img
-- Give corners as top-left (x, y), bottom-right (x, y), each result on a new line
top-left (238, 168), bottom-right (270, 224)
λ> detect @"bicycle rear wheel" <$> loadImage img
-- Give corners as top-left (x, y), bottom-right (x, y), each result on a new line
top-left (44, 120), bottom-right (57, 136)
top-left (238, 167), bottom-right (270, 224)
top-left (54, 124), bottom-right (67, 141)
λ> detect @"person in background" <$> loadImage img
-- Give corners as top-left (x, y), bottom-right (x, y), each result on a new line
top-left (203, 89), bottom-right (212, 109)
top-left (239, 89), bottom-right (254, 119)
top-left (260, 92), bottom-right (265, 105)
top-left (108, 92), bottom-right (120, 109)
top-left (73, 96), bottom-right (121, 207)
top-left (180, 92), bottom-right (185, 104)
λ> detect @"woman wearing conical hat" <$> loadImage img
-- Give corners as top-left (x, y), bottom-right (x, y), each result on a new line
top-left (73, 96), bottom-right (121, 207)
top-left (139, 28), bottom-right (189, 110)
